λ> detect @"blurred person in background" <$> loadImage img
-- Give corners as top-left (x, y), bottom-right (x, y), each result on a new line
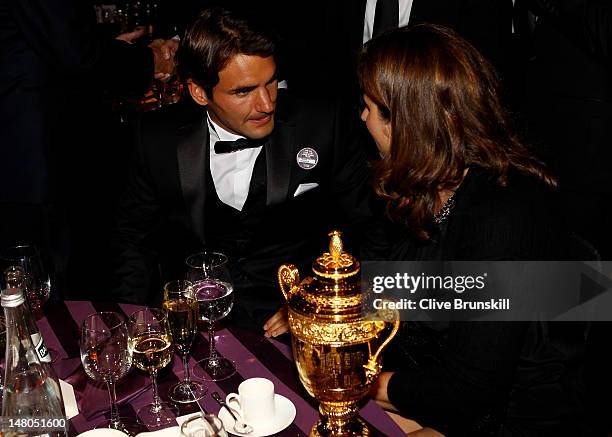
top-left (0, 0), bottom-right (174, 298)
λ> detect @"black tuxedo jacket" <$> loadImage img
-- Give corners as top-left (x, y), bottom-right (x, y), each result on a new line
top-left (112, 91), bottom-right (383, 304)
top-left (523, 0), bottom-right (612, 255)
top-left (285, 0), bottom-right (512, 102)
top-left (526, 0), bottom-right (612, 185)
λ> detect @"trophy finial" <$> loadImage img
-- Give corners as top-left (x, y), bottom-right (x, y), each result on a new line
top-left (313, 230), bottom-right (357, 278)
top-left (328, 230), bottom-right (343, 261)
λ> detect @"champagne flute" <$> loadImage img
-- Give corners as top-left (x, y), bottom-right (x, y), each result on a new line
top-left (80, 312), bottom-right (136, 434)
top-left (128, 308), bottom-right (177, 428)
top-left (162, 280), bottom-right (206, 403)
top-left (1, 244), bottom-right (59, 362)
top-left (180, 413), bottom-right (228, 437)
top-left (186, 251), bottom-right (236, 381)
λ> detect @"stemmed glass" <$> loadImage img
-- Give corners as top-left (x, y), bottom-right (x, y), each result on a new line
top-left (180, 413), bottom-right (228, 437)
top-left (80, 312), bottom-right (136, 434)
top-left (1, 244), bottom-right (60, 362)
top-left (128, 308), bottom-right (177, 428)
top-left (1, 245), bottom-right (51, 311)
top-left (186, 251), bottom-right (236, 381)
top-left (162, 280), bottom-right (206, 403)
top-left (160, 76), bottom-right (182, 106)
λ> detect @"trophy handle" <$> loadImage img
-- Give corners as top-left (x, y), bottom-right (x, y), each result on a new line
top-left (363, 313), bottom-right (400, 384)
top-left (277, 264), bottom-right (300, 302)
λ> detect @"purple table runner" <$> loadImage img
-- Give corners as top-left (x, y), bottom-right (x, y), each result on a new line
top-left (39, 300), bottom-right (404, 436)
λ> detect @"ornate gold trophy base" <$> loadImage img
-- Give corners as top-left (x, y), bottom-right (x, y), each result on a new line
top-left (311, 401), bottom-right (370, 437)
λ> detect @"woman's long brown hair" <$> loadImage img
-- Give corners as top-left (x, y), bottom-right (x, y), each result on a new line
top-left (359, 24), bottom-right (556, 241)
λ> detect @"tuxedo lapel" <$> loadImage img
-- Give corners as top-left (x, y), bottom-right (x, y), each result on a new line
top-left (409, 0), bottom-right (429, 24)
top-left (176, 109), bottom-right (207, 243)
top-left (265, 118), bottom-right (295, 206)
top-left (345, 0), bottom-right (368, 55)
top-left (409, 0), bottom-right (457, 26)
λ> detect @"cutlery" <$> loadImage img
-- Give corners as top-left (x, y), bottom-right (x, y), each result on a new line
top-left (187, 385), bottom-right (208, 415)
top-left (211, 392), bottom-right (254, 434)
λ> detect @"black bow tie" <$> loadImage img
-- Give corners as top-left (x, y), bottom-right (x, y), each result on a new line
top-left (214, 138), bottom-right (265, 154)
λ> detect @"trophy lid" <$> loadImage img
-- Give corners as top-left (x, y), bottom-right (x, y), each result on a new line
top-left (312, 231), bottom-right (360, 280)
top-left (284, 231), bottom-right (362, 319)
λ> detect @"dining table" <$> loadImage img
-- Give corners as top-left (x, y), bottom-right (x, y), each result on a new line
top-left (37, 300), bottom-right (406, 436)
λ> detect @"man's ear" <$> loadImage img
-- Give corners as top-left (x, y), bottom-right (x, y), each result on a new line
top-left (187, 80), bottom-right (209, 106)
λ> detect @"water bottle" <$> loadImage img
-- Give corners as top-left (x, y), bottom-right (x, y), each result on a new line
top-left (1, 288), bottom-right (67, 436)
top-left (0, 281), bottom-right (51, 364)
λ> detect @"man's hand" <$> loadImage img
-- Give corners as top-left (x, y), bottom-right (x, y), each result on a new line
top-left (148, 38), bottom-right (177, 81)
top-left (160, 38), bottom-right (180, 61)
top-left (116, 27), bottom-right (146, 44)
top-left (370, 371), bottom-right (397, 411)
top-left (263, 305), bottom-right (289, 338)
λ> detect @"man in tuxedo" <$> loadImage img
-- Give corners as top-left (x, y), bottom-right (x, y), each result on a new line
top-left (111, 7), bottom-right (383, 335)
top-left (284, 0), bottom-right (513, 106)
top-left (0, 0), bottom-right (173, 296)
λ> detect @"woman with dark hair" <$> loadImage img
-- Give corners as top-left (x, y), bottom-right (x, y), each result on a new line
top-left (359, 25), bottom-right (585, 436)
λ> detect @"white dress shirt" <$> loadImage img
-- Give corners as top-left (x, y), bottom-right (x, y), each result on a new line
top-left (363, 0), bottom-right (413, 44)
top-left (207, 115), bottom-right (263, 211)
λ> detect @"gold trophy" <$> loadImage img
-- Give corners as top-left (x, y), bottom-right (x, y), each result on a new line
top-left (278, 231), bottom-right (399, 437)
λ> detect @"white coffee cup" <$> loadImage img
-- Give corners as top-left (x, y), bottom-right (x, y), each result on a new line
top-left (226, 377), bottom-right (275, 427)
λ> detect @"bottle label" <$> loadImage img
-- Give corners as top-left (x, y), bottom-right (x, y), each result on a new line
top-left (31, 333), bottom-right (51, 363)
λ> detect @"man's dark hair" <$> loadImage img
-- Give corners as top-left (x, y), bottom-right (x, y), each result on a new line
top-left (176, 7), bottom-right (276, 97)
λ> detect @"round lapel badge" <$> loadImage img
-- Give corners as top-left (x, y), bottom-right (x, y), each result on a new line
top-left (296, 147), bottom-right (318, 170)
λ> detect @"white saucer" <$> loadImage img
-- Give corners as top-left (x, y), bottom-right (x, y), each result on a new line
top-left (218, 394), bottom-right (296, 437)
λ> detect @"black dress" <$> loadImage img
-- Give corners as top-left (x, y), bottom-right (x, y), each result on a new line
top-left (384, 167), bottom-right (586, 436)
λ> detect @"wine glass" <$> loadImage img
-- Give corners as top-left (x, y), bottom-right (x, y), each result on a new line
top-left (1, 244), bottom-right (60, 362)
top-left (162, 280), bottom-right (206, 403)
top-left (180, 414), bottom-right (228, 437)
top-left (128, 308), bottom-right (177, 428)
top-left (1, 245), bottom-right (51, 308)
top-left (160, 77), bottom-right (182, 106)
top-left (186, 251), bottom-right (232, 283)
top-left (80, 312), bottom-right (136, 434)
top-left (186, 251), bottom-right (236, 381)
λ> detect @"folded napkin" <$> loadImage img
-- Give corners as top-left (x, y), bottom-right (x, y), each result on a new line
top-left (59, 379), bottom-right (79, 419)
top-left (63, 367), bottom-right (152, 420)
